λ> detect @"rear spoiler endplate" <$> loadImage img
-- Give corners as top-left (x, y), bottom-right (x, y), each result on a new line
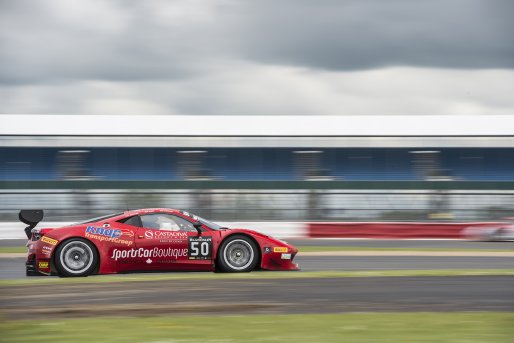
top-left (19, 210), bottom-right (44, 239)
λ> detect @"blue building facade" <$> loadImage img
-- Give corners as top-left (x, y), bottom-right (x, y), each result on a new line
top-left (1, 147), bottom-right (513, 181)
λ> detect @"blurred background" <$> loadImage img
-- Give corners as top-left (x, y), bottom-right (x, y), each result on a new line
top-left (1, 114), bottom-right (513, 223)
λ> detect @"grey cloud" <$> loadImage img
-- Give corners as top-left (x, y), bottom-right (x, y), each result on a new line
top-left (1, 0), bottom-right (513, 86)
top-left (230, 0), bottom-right (514, 70)
top-left (0, 0), bottom-right (230, 84)
top-left (0, 0), bottom-right (513, 116)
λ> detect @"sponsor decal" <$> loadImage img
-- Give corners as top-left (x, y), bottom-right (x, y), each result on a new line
top-left (273, 247), bottom-right (288, 253)
top-left (41, 236), bottom-right (58, 246)
top-left (85, 226), bottom-right (133, 246)
top-left (42, 246), bottom-right (52, 256)
top-left (38, 261), bottom-right (49, 268)
top-left (281, 253), bottom-right (292, 260)
top-left (120, 229), bottom-right (134, 237)
top-left (263, 247), bottom-right (272, 254)
top-left (85, 233), bottom-right (133, 246)
top-left (155, 259), bottom-right (179, 264)
top-left (188, 236), bottom-right (212, 260)
top-left (86, 226), bottom-right (122, 238)
top-left (144, 230), bottom-right (188, 242)
top-left (111, 247), bottom-right (188, 261)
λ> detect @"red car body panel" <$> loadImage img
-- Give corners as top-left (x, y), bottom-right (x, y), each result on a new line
top-left (26, 208), bottom-right (299, 276)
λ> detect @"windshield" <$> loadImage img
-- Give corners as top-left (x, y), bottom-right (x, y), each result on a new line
top-left (179, 210), bottom-right (225, 230)
top-left (197, 216), bottom-right (225, 230)
top-left (75, 212), bottom-right (124, 225)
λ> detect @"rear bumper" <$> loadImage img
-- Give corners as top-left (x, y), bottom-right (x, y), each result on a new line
top-left (26, 250), bottom-right (51, 276)
top-left (25, 257), bottom-right (42, 276)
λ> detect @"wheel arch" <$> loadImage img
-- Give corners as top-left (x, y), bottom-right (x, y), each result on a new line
top-left (51, 236), bottom-right (101, 275)
top-left (216, 233), bottom-right (262, 271)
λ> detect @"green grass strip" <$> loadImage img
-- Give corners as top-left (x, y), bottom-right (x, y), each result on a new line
top-left (2, 312), bottom-right (513, 343)
top-left (0, 247), bottom-right (26, 254)
top-left (1, 269), bottom-right (514, 286)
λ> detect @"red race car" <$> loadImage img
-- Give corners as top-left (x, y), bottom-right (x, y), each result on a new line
top-left (21, 208), bottom-right (299, 277)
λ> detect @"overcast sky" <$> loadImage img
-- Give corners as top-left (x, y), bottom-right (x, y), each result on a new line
top-left (0, 0), bottom-right (513, 115)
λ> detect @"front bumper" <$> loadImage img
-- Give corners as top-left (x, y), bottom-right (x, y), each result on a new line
top-left (261, 249), bottom-right (299, 271)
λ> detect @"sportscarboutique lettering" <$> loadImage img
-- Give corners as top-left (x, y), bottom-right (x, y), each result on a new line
top-left (111, 247), bottom-right (188, 261)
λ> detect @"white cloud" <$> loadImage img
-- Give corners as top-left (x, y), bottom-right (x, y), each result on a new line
top-left (45, 0), bottom-right (131, 33)
top-left (1, 64), bottom-right (513, 115)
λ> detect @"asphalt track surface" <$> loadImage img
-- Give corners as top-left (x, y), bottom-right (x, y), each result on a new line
top-left (1, 276), bottom-right (513, 319)
top-left (2, 238), bottom-right (512, 280)
top-left (2, 239), bottom-right (513, 319)
top-left (287, 238), bottom-right (514, 249)
top-left (2, 255), bottom-right (514, 280)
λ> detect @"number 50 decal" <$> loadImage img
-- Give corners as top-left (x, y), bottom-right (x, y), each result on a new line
top-left (188, 236), bottom-right (213, 260)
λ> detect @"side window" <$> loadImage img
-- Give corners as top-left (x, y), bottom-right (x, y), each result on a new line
top-left (118, 216), bottom-right (141, 227)
top-left (140, 214), bottom-right (197, 232)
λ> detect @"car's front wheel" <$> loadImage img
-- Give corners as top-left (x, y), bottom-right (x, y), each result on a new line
top-left (217, 235), bottom-right (259, 272)
top-left (55, 238), bottom-right (98, 277)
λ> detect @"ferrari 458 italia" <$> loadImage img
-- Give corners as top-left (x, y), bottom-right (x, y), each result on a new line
top-left (21, 208), bottom-right (299, 277)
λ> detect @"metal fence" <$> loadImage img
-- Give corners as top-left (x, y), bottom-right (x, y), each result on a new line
top-left (1, 189), bottom-right (513, 222)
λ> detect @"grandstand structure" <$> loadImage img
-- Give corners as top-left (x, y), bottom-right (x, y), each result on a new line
top-left (1, 114), bottom-right (514, 222)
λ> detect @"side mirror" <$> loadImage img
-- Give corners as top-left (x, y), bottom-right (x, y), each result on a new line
top-left (193, 221), bottom-right (202, 235)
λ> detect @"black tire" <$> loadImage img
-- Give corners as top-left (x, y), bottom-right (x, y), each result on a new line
top-left (54, 238), bottom-right (98, 277)
top-left (217, 235), bottom-right (259, 272)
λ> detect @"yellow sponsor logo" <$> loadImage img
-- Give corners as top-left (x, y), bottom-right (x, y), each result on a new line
top-left (38, 261), bottom-right (49, 268)
top-left (273, 247), bottom-right (288, 253)
top-left (41, 236), bottom-right (58, 246)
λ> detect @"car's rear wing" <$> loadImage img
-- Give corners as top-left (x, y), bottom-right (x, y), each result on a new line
top-left (19, 210), bottom-right (44, 239)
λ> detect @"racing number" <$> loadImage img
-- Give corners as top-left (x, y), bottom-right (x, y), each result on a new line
top-left (191, 241), bottom-right (208, 256)
top-left (188, 236), bottom-right (212, 260)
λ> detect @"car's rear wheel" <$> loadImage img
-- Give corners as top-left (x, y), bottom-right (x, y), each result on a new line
top-left (55, 238), bottom-right (98, 277)
top-left (217, 235), bottom-right (259, 272)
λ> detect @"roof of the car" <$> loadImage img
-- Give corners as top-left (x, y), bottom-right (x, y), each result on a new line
top-left (123, 208), bottom-right (180, 216)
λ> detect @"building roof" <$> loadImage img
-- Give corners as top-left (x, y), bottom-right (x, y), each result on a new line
top-left (2, 114), bottom-right (514, 136)
top-left (1, 115), bottom-right (513, 148)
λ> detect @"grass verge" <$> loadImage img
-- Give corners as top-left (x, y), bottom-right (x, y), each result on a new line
top-left (1, 312), bottom-right (513, 343)
top-left (0, 247), bottom-right (26, 254)
top-left (1, 269), bottom-right (514, 286)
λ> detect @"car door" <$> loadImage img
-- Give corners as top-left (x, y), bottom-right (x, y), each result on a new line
top-left (101, 216), bottom-right (140, 273)
top-left (135, 212), bottom-right (213, 271)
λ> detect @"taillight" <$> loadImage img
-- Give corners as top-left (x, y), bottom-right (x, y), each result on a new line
top-left (31, 228), bottom-right (53, 241)
top-left (40, 228), bottom-right (53, 236)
